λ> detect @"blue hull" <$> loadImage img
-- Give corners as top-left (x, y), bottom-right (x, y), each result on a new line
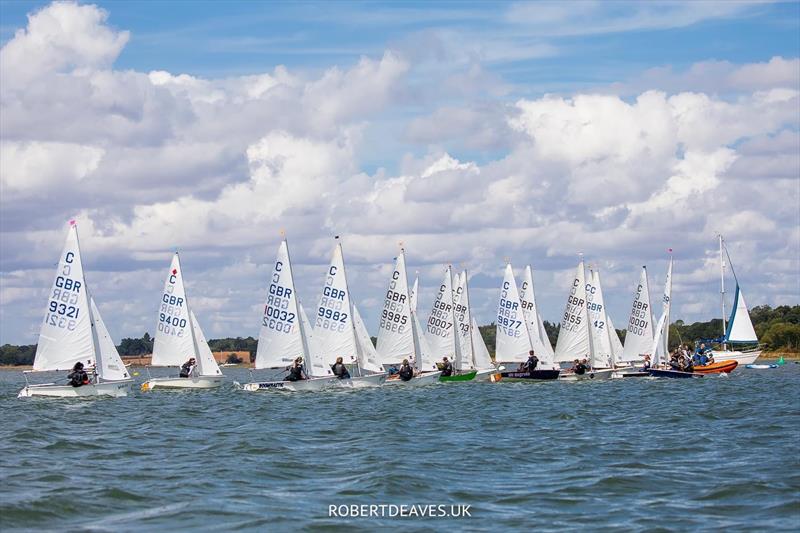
top-left (500, 370), bottom-right (561, 381)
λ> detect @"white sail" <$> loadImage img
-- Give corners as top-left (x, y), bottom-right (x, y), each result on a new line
top-left (725, 284), bottom-right (758, 342)
top-left (412, 310), bottom-right (436, 372)
top-left (620, 267), bottom-right (654, 363)
top-left (650, 311), bottom-right (668, 367)
top-left (376, 251), bottom-right (414, 365)
top-left (190, 311), bottom-right (222, 376)
top-left (409, 274), bottom-right (419, 313)
top-left (89, 297), bottom-right (130, 381)
top-left (34, 223), bottom-right (95, 371)
top-left (554, 261), bottom-right (592, 363)
top-left (606, 314), bottom-right (625, 363)
top-left (425, 266), bottom-right (458, 361)
top-left (655, 257), bottom-right (673, 361)
top-left (299, 303), bottom-right (328, 378)
top-left (453, 270), bottom-right (474, 371)
top-left (587, 269), bottom-right (613, 368)
top-left (353, 305), bottom-right (384, 373)
top-left (471, 317), bottom-right (494, 370)
top-left (495, 264), bottom-right (534, 363)
top-left (255, 241), bottom-right (306, 369)
top-left (313, 240), bottom-right (358, 366)
top-left (152, 253), bottom-right (195, 367)
top-left (519, 265), bottom-right (554, 363)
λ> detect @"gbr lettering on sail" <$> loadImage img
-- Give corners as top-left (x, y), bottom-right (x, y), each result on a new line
top-left (381, 269), bottom-right (408, 333)
top-left (45, 251), bottom-right (82, 331)
top-left (316, 265), bottom-right (348, 332)
top-left (562, 278), bottom-right (584, 333)
top-left (498, 280), bottom-right (523, 338)
top-left (628, 283), bottom-right (650, 335)
top-left (262, 260), bottom-right (297, 334)
top-left (158, 269), bottom-right (187, 336)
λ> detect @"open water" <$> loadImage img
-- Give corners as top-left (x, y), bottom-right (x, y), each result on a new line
top-left (1, 365), bottom-right (798, 531)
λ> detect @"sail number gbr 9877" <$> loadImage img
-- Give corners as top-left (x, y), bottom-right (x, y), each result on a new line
top-left (44, 251), bottom-right (82, 331)
top-left (498, 281), bottom-right (523, 337)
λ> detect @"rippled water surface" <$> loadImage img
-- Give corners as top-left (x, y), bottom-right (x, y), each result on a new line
top-left (1, 365), bottom-right (799, 531)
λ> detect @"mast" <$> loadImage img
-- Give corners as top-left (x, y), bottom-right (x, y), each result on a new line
top-left (464, 270), bottom-right (476, 369)
top-left (719, 234), bottom-right (727, 346)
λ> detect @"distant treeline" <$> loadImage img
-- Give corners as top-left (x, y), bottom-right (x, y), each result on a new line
top-left (2, 305), bottom-right (798, 366)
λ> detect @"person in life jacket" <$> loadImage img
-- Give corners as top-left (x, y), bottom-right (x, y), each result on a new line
top-left (641, 354), bottom-right (652, 371)
top-left (67, 362), bottom-right (90, 387)
top-left (331, 357), bottom-right (351, 379)
top-left (523, 351), bottom-right (539, 375)
top-left (285, 357), bottom-right (308, 381)
top-left (440, 356), bottom-right (453, 377)
top-left (398, 359), bottom-right (414, 381)
top-left (571, 359), bottom-right (588, 375)
top-left (179, 357), bottom-right (196, 378)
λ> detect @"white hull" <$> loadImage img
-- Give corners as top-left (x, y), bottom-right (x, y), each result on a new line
top-left (385, 371), bottom-right (442, 386)
top-left (558, 368), bottom-right (615, 381)
top-left (711, 349), bottom-right (760, 366)
top-left (335, 373), bottom-right (387, 389)
top-left (142, 375), bottom-right (225, 391)
top-left (241, 376), bottom-right (337, 392)
top-left (18, 380), bottom-right (132, 398)
top-left (473, 368), bottom-right (500, 382)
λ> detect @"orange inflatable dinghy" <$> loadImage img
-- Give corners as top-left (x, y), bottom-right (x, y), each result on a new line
top-left (693, 360), bottom-right (739, 374)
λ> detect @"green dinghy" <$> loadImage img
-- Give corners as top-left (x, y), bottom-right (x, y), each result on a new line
top-left (439, 370), bottom-right (478, 382)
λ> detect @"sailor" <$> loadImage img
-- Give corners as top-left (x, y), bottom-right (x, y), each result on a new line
top-left (398, 359), bottom-right (414, 381)
top-left (179, 357), bottom-right (196, 378)
top-left (523, 350), bottom-right (539, 375)
top-left (331, 356), bottom-right (351, 379)
top-left (440, 356), bottom-right (453, 377)
top-left (641, 354), bottom-right (651, 371)
top-left (67, 362), bottom-right (90, 387)
top-left (571, 359), bottom-right (588, 375)
top-left (679, 351), bottom-right (693, 372)
top-left (692, 351), bottom-right (703, 367)
top-left (285, 357), bottom-right (308, 381)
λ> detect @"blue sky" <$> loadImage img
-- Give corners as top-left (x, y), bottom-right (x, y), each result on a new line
top-left (0, 1), bottom-right (798, 344)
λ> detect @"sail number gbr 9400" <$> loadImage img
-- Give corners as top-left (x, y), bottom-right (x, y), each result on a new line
top-left (45, 251), bottom-right (82, 331)
top-left (263, 260), bottom-right (296, 334)
top-left (159, 269), bottom-right (187, 336)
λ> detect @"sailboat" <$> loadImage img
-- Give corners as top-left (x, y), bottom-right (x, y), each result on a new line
top-left (141, 253), bottom-right (225, 390)
top-left (309, 237), bottom-right (387, 388)
top-left (242, 239), bottom-right (336, 391)
top-left (377, 249), bottom-right (442, 385)
top-left (425, 266), bottom-right (476, 381)
top-left (18, 221), bottom-right (132, 398)
top-left (446, 270), bottom-right (498, 382)
top-left (586, 268), bottom-right (623, 370)
top-left (709, 236), bottom-right (762, 365)
top-left (518, 265), bottom-right (556, 369)
top-left (553, 259), bottom-right (614, 380)
top-left (496, 263), bottom-right (560, 381)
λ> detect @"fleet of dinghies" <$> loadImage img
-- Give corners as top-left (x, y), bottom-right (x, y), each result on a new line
top-left (17, 222), bottom-right (766, 398)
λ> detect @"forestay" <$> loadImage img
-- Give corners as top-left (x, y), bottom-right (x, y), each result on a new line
top-left (725, 284), bottom-right (758, 343)
top-left (620, 267), bottom-right (654, 363)
top-left (519, 265), bottom-right (555, 363)
top-left (376, 251), bottom-right (414, 365)
top-left (554, 261), bottom-right (592, 363)
top-left (313, 240), bottom-right (358, 366)
top-left (495, 264), bottom-right (533, 363)
top-left (255, 241), bottom-right (306, 370)
top-left (190, 311), bottom-right (222, 377)
top-left (90, 297), bottom-right (130, 381)
top-left (152, 253), bottom-right (195, 367)
top-left (34, 223), bottom-right (95, 371)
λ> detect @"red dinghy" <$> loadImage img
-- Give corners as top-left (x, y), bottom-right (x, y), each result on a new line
top-left (693, 360), bottom-right (739, 374)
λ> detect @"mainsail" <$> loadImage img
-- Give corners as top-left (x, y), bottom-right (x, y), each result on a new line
top-left (587, 269), bottom-right (613, 368)
top-left (152, 253), bottom-right (195, 367)
top-left (453, 270), bottom-right (475, 371)
top-left (554, 260), bottom-right (592, 363)
top-left (313, 239), bottom-right (358, 367)
top-left (255, 240), bottom-right (307, 370)
top-left (425, 266), bottom-right (460, 362)
top-left (495, 264), bottom-right (534, 363)
top-left (34, 223), bottom-right (95, 371)
top-left (620, 266), bottom-right (654, 362)
top-left (375, 250), bottom-right (414, 365)
top-left (519, 265), bottom-right (555, 364)
top-left (655, 257), bottom-right (673, 361)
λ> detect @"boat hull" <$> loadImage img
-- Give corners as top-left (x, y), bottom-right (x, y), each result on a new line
top-left (241, 376), bottom-right (337, 392)
top-left (612, 368), bottom-right (650, 378)
top-left (711, 349), bottom-right (760, 366)
top-left (335, 373), bottom-right (387, 388)
top-left (18, 380), bottom-right (132, 398)
top-left (439, 370), bottom-right (478, 382)
top-left (500, 369), bottom-right (561, 381)
top-left (746, 364), bottom-right (778, 369)
top-left (385, 371), bottom-right (442, 386)
top-left (473, 368), bottom-right (501, 382)
top-left (692, 360), bottom-right (738, 374)
top-left (558, 368), bottom-right (614, 381)
top-left (141, 375), bottom-right (225, 391)
top-left (648, 368), bottom-right (702, 378)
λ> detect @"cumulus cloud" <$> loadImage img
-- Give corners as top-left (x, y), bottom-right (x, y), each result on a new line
top-left (0, 1), bottom-right (798, 345)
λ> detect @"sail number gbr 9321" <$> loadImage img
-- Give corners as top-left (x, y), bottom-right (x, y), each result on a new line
top-left (45, 251), bottom-right (82, 331)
